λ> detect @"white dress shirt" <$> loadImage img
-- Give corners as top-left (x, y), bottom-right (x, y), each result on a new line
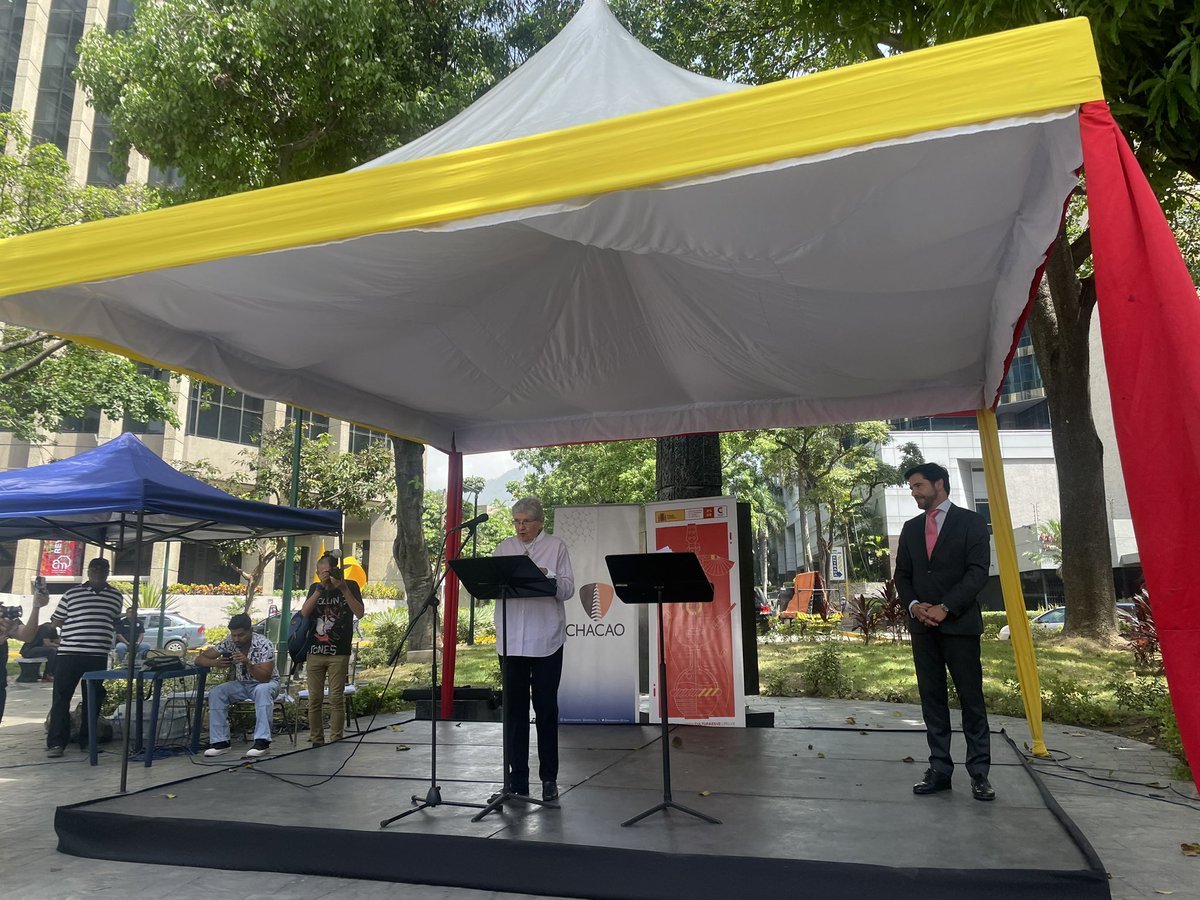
top-left (908, 498), bottom-right (954, 616)
top-left (492, 530), bottom-right (575, 657)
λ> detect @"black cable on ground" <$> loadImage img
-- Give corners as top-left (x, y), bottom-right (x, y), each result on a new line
top-left (1023, 748), bottom-right (1200, 812)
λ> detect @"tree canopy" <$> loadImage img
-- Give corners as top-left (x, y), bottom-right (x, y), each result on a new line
top-left (0, 111), bottom-right (176, 441)
top-left (184, 423), bottom-right (395, 603)
top-left (76, 0), bottom-right (512, 197)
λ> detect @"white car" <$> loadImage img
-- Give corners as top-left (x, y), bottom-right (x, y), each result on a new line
top-left (998, 606), bottom-right (1064, 641)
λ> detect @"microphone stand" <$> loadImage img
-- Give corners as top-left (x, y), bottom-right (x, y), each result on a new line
top-left (380, 522), bottom-right (486, 827)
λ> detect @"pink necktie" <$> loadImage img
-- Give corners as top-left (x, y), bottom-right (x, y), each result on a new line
top-left (925, 509), bottom-right (940, 557)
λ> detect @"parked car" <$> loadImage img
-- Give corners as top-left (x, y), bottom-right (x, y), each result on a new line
top-left (998, 606), bottom-right (1064, 641)
top-left (136, 611), bottom-right (206, 652)
top-left (999, 603), bottom-right (1140, 641)
top-left (754, 587), bottom-right (773, 633)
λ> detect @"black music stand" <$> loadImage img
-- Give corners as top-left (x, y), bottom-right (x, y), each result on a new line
top-left (449, 555), bottom-right (558, 821)
top-left (380, 526), bottom-right (488, 827)
top-left (606, 552), bottom-right (721, 827)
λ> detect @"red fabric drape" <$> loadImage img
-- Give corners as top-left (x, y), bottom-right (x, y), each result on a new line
top-left (1080, 100), bottom-right (1200, 773)
top-left (441, 451), bottom-right (464, 713)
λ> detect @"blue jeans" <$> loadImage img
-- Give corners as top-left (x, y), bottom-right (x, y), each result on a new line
top-left (115, 641), bottom-right (151, 663)
top-left (208, 679), bottom-right (280, 743)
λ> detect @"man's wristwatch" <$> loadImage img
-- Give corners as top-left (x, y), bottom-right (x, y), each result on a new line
top-left (939, 604), bottom-right (950, 616)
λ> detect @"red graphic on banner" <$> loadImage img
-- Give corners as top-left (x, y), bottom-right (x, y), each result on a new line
top-left (655, 522), bottom-right (736, 720)
top-left (40, 540), bottom-right (83, 577)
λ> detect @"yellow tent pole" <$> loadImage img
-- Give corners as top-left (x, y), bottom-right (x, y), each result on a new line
top-left (978, 407), bottom-right (1048, 757)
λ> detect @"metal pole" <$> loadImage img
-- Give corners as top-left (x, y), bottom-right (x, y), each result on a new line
top-left (119, 512), bottom-right (145, 794)
top-left (467, 489), bottom-right (478, 645)
top-left (156, 542), bottom-right (169, 649)
top-left (276, 418), bottom-right (304, 671)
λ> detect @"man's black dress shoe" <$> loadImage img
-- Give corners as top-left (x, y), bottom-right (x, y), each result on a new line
top-left (542, 781), bottom-right (559, 802)
top-left (970, 774), bottom-right (996, 801)
top-left (912, 769), bottom-right (952, 795)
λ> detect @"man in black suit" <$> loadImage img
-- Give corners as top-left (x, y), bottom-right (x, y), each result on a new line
top-left (895, 462), bottom-right (995, 801)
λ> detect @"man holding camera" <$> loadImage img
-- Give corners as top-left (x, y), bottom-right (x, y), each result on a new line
top-left (196, 613), bottom-right (279, 758)
top-left (0, 605), bottom-right (27, 724)
top-left (300, 554), bottom-right (364, 746)
top-left (20, 559), bottom-right (123, 757)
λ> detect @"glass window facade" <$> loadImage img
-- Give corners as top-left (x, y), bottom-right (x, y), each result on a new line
top-left (272, 545), bottom-right (310, 591)
top-left (58, 406), bottom-right (102, 433)
top-left (284, 405), bottom-right (329, 439)
top-left (888, 415), bottom-right (978, 432)
top-left (113, 544), bottom-right (151, 577)
top-left (186, 382), bottom-right (264, 445)
top-left (86, 0), bottom-right (135, 185)
top-left (349, 423), bottom-right (388, 454)
top-left (1001, 353), bottom-right (1042, 396)
top-left (148, 162), bottom-right (184, 189)
top-left (122, 364), bottom-right (169, 434)
top-left (0, 0), bottom-right (27, 113)
top-left (177, 542), bottom-right (240, 586)
top-left (31, 0), bottom-right (86, 153)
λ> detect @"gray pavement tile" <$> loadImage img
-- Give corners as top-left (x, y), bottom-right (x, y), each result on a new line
top-left (3, 694), bottom-right (1196, 900)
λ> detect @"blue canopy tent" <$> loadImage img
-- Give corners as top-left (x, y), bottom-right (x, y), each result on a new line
top-left (0, 432), bottom-right (341, 546)
top-left (0, 433), bottom-right (342, 790)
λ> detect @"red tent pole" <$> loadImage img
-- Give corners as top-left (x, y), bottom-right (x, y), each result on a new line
top-left (1080, 100), bottom-right (1200, 773)
top-left (440, 451), bottom-right (464, 715)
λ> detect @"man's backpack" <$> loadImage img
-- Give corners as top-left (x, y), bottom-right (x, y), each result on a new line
top-left (286, 611), bottom-right (311, 671)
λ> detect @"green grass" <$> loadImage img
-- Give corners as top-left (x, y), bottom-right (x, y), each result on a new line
top-left (758, 635), bottom-right (1166, 733)
top-left (357, 642), bottom-right (500, 691)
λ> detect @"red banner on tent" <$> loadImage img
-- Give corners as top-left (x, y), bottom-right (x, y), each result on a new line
top-left (39, 539), bottom-right (83, 577)
top-left (1081, 99), bottom-right (1200, 774)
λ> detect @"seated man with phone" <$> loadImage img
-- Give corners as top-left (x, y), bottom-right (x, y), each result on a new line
top-left (196, 613), bottom-right (279, 758)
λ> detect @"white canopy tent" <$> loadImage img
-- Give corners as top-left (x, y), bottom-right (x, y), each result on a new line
top-left (2, 0), bottom-right (1198, 767)
top-left (0, 0), bottom-right (1089, 454)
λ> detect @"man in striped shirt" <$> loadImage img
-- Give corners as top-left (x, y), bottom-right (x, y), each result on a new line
top-left (23, 558), bottom-right (123, 757)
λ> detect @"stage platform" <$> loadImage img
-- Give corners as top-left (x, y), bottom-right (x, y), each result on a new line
top-left (56, 719), bottom-right (1109, 899)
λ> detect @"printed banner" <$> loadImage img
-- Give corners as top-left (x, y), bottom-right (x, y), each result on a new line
top-left (646, 498), bottom-right (745, 727)
top-left (553, 505), bottom-right (642, 724)
top-left (39, 540), bottom-right (83, 578)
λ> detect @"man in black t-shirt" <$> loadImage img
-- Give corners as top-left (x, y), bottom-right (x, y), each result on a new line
top-left (300, 554), bottom-right (364, 746)
top-left (20, 622), bottom-right (59, 680)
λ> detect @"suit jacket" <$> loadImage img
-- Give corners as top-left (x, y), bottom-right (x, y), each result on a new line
top-left (895, 503), bottom-right (990, 636)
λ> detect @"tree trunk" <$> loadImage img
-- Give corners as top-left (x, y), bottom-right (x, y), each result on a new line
top-left (814, 503), bottom-right (829, 582)
top-left (391, 437), bottom-right (435, 651)
top-left (1029, 229), bottom-right (1117, 640)
top-left (796, 480), bottom-right (812, 570)
top-left (655, 434), bottom-right (721, 500)
top-left (238, 539), bottom-right (278, 614)
top-left (759, 525), bottom-right (769, 589)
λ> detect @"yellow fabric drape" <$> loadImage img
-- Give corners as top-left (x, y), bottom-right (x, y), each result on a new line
top-left (978, 408), bottom-right (1047, 756)
top-left (0, 18), bottom-right (1102, 300)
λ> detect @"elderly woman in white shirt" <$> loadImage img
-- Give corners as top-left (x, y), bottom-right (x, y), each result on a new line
top-left (492, 497), bottom-right (575, 802)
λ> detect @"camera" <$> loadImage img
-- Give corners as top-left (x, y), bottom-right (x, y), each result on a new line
top-left (326, 565), bottom-right (343, 579)
top-left (2, 605), bottom-right (22, 620)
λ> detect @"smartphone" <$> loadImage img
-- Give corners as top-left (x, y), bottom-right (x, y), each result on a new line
top-left (32, 575), bottom-right (47, 593)
top-left (220, 651), bottom-right (234, 659)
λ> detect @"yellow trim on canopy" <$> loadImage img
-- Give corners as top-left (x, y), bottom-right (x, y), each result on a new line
top-left (979, 408), bottom-right (1048, 757)
top-left (0, 18), bottom-right (1101, 300)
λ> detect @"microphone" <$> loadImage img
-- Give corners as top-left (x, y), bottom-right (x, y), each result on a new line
top-left (450, 512), bottom-right (489, 532)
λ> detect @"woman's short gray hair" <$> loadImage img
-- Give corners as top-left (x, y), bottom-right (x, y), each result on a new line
top-left (512, 497), bottom-right (544, 521)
